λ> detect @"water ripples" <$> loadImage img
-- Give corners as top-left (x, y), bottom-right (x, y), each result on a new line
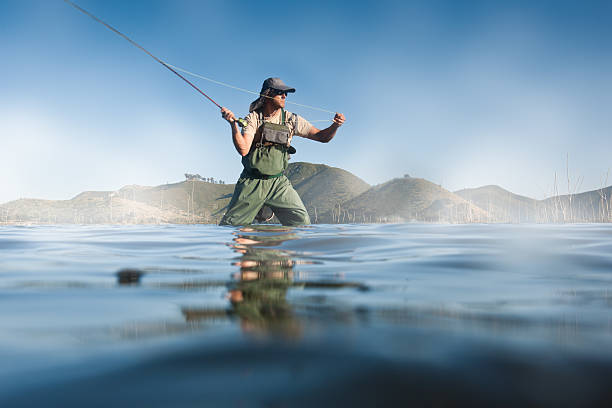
top-left (1, 223), bottom-right (612, 405)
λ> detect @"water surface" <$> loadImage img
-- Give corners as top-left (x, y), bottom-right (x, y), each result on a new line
top-left (1, 224), bottom-right (611, 406)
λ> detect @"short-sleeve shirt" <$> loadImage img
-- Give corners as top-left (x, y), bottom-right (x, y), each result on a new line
top-left (242, 109), bottom-right (312, 147)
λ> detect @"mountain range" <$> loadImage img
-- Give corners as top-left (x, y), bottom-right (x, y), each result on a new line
top-left (1, 162), bottom-right (611, 224)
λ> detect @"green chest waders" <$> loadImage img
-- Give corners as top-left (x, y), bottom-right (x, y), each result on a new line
top-left (242, 109), bottom-right (291, 178)
top-left (220, 108), bottom-right (310, 226)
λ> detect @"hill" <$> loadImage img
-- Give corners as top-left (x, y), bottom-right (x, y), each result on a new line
top-left (454, 184), bottom-right (612, 223)
top-left (454, 185), bottom-right (539, 223)
top-left (115, 180), bottom-right (234, 223)
top-left (0, 194), bottom-right (192, 224)
top-left (540, 185), bottom-right (612, 223)
top-left (335, 176), bottom-right (487, 223)
top-left (284, 162), bottom-right (370, 222)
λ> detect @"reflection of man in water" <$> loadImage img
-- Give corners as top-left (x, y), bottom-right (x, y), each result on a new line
top-left (227, 227), bottom-right (301, 335)
top-left (181, 226), bottom-right (365, 334)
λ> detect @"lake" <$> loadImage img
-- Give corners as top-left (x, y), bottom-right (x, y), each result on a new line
top-left (1, 224), bottom-right (611, 406)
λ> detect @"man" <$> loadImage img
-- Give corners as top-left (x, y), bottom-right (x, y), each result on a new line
top-left (219, 77), bottom-right (345, 226)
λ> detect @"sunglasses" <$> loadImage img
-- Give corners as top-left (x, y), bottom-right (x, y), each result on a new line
top-left (270, 89), bottom-right (288, 96)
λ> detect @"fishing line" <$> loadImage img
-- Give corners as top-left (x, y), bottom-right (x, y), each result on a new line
top-left (64, 0), bottom-right (337, 119)
top-left (163, 63), bottom-right (337, 115)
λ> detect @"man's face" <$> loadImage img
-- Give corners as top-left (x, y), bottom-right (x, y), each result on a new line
top-left (269, 89), bottom-right (287, 109)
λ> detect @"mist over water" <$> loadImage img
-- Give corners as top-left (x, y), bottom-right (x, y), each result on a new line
top-left (1, 224), bottom-right (611, 406)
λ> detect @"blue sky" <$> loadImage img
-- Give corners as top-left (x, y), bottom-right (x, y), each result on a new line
top-left (1, 0), bottom-right (611, 203)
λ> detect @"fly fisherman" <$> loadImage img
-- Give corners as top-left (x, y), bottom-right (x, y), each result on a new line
top-left (219, 77), bottom-right (345, 226)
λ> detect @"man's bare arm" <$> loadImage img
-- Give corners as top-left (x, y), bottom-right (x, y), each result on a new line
top-left (303, 113), bottom-right (346, 143)
top-left (221, 107), bottom-right (254, 156)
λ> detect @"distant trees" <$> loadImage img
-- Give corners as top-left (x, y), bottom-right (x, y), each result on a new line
top-left (184, 173), bottom-right (200, 181)
top-left (184, 173), bottom-right (225, 184)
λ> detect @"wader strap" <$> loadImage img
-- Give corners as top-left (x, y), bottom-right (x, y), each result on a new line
top-left (257, 109), bottom-right (286, 126)
top-left (257, 109), bottom-right (285, 125)
top-left (256, 110), bottom-right (263, 147)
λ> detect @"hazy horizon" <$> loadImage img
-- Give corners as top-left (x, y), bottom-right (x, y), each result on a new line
top-left (1, 159), bottom-right (609, 205)
top-left (2, 0), bottom-right (611, 203)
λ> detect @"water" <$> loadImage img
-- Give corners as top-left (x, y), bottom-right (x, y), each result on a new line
top-left (1, 224), bottom-right (611, 406)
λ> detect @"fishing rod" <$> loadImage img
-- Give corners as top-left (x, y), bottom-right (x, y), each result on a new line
top-left (63, 0), bottom-right (248, 127)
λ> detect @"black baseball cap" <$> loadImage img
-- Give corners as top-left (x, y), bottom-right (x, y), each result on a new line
top-left (249, 77), bottom-right (296, 112)
top-left (261, 77), bottom-right (296, 93)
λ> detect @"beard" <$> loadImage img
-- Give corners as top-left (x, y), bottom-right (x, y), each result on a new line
top-left (273, 98), bottom-right (285, 109)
